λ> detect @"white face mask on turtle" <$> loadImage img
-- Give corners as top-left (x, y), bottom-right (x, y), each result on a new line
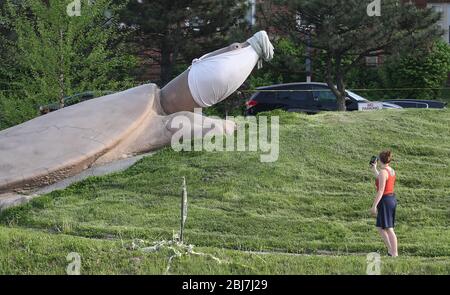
top-left (187, 31), bottom-right (274, 108)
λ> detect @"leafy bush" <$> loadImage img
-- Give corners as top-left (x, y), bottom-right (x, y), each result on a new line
top-left (248, 37), bottom-right (306, 89)
top-left (338, 40), bottom-right (450, 101)
top-left (0, 92), bottom-right (40, 130)
top-left (381, 40), bottom-right (450, 100)
top-left (0, 0), bottom-right (138, 129)
top-left (344, 65), bottom-right (387, 101)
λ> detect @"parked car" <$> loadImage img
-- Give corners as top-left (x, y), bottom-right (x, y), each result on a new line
top-left (382, 99), bottom-right (447, 109)
top-left (245, 82), bottom-right (402, 115)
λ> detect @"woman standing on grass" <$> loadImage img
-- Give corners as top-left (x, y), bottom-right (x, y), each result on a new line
top-left (370, 150), bottom-right (398, 257)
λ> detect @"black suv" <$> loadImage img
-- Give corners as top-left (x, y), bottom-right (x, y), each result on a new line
top-left (245, 82), bottom-right (401, 115)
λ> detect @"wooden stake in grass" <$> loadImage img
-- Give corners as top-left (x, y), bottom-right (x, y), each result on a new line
top-left (180, 177), bottom-right (188, 243)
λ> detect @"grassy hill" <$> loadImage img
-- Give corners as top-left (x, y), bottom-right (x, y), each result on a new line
top-left (0, 108), bottom-right (449, 274)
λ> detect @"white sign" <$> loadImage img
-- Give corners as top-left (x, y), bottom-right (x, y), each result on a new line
top-left (358, 102), bottom-right (383, 111)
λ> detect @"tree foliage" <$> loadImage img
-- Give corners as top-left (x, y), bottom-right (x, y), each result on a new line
top-left (0, 0), bottom-right (138, 129)
top-left (3, 0), bottom-right (137, 105)
top-left (382, 40), bottom-right (450, 100)
top-left (120, 0), bottom-right (250, 85)
top-left (0, 1), bottom-right (16, 89)
top-left (342, 40), bottom-right (450, 101)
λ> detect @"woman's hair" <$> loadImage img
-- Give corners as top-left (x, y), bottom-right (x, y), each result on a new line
top-left (379, 150), bottom-right (393, 164)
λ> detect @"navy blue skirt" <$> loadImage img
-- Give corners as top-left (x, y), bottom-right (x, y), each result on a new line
top-left (376, 194), bottom-right (397, 229)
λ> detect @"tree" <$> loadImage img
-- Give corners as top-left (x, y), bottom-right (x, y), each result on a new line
top-left (248, 37), bottom-right (306, 88)
top-left (272, 0), bottom-right (443, 111)
top-left (3, 0), bottom-right (137, 108)
top-left (120, 0), bottom-right (249, 85)
top-left (382, 40), bottom-right (450, 100)
top-left (0, 1), bottom-right (17, 90)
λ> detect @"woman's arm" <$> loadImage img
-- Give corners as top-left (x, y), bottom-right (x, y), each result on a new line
top-left (370, 163), bottom-right (379, 178)
top-left (371, 170), bottom-right (387, 215)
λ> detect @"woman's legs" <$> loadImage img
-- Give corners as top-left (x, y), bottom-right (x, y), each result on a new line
top-left (159, 42), bottom-right (250, 115)
top-left (377, 227), bottom-right (392, 254)
top-left (386, 228), bottom-right (398, 256)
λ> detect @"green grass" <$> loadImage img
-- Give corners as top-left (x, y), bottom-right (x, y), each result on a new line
top-left (0, 108), bottom-right (449, 274)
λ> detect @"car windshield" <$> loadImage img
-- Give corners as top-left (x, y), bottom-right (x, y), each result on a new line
top-left (346, 90), bottom-right (369, 102)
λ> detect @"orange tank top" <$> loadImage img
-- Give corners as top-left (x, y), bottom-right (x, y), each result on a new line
top-left (376, 168), bottom-right (396, 196)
